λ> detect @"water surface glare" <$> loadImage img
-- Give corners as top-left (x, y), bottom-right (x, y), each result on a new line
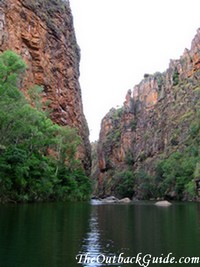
top-left (0, 201), bottom-right (200, 267)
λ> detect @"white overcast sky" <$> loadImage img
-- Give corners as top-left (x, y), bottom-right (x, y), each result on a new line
top-left (70, 0), bottom-right (200, 142)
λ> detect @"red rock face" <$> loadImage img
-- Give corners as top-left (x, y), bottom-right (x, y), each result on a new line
top-left (0, 0), bottom-right (91, 174)
top-left (96, 29), bottom-right (200, 196)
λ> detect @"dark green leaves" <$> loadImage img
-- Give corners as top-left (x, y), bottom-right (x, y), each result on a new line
top-left (0, 50), bottom-right (91, 203)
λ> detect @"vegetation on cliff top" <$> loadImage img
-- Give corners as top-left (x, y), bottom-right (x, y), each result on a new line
top-left (0, 51), bottom-right (91, 203)
top-left (22, 0), bottom-right (76, 40)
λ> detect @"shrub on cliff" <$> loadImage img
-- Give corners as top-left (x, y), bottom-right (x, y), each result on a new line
top-left (0, 50), bottom-right (91, 203)
top-left (172, 68), bottom-right (179, 86)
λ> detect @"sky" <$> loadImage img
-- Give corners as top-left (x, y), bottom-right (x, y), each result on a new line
top-left (70, 0), bottom-right (200, 142)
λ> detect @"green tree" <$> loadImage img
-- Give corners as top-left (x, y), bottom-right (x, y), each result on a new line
top-left (0, 50), bottom-right (91, 203)
top-left (135, 170), bottom-right (158, 200)
top-left (115, 170), bottom-right (135, 198)
top-left (0, 50), bottom-right (26, 98)
top-left (194, 162), bottom-right (200, 179)
top-left (156, 151), bottom-right (199, 200)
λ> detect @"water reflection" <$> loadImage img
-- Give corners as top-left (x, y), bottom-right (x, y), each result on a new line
top-left (80, 208), bottom-right (102, 266)
top-left (0, 202), bottom-right (200, 267)
top-left (78, 201), bottom-right (200, 267)
top-left (80, 202), bottom-right (117, 267)
top-left (0, 202), bottom-right (91, 267)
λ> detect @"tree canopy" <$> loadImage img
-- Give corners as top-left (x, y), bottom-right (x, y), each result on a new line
top-left (0, 50), bottom-right (91, 203)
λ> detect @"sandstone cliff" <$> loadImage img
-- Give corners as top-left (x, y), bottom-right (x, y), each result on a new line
top-left (96, 29), bottom-right (200, 200)
top-left (0, 0), bottom-right (91, 174)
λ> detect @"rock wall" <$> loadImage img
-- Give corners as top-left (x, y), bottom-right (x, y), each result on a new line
top-left (0, 0), bottom-right (91, 174)
top-left (96, 29), bottom-right (200, 197)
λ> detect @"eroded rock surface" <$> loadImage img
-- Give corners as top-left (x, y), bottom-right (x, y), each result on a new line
top-left (96, 29), bottom-right (200, 197)
top-left (0, 0), bottom-right (91, 173)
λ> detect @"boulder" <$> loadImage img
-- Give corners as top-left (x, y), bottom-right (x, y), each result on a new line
top-left (119, 197), bottom-right (131, 203)
top-left (101, 196), bottom-right (119, 203)
top-left (155, 200), bottom-right (172, 207)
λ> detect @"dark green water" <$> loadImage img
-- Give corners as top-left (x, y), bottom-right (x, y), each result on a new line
top-left (0, 201), bottom-right (200, 267)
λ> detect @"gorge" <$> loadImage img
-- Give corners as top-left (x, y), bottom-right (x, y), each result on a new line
top-left (0, 0), bottom-right (200, 203)
top-left (1, 2), bottom-right (200, 267)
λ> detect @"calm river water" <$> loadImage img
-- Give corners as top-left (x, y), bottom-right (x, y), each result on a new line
top-left (0, 201), bottom-right (200, 267)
